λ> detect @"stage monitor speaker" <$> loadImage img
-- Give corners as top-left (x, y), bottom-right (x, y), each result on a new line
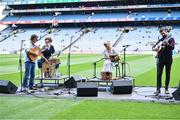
top-left (111, 79), bottom-right (133, 94)
top-left (64, 75), bottom-right (82, 88)
top-left (0, 80), bottom-right (17, 94)
top-left (77, 82), bottom-right (98, 97)
top-left (172, 83), bottom-right (180, 101)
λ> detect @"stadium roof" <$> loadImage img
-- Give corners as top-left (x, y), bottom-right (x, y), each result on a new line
top-left (0, 0), bottom-right (115, 5)
top-left (0, 0), bottom-right (179, 6)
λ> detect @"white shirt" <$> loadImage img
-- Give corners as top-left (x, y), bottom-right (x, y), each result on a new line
top-left (103, 47), bottom-right (118, 59)
top-left (24, 42), bottom-right (36, 62)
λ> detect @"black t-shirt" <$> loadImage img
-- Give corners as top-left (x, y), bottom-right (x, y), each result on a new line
top-left (42, 45), bottom-right (55, 59)
top-left (158, 36), bottom-right (175, 58)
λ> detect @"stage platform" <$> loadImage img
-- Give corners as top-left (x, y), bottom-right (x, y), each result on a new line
top-left (1, 86), bottom-right (179, 104)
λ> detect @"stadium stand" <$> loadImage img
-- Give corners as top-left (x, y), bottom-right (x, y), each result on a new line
top-left (0, 0), bottom-right (180, 54)
top-left (2, 11), bottom-right (180, 22)
top-left (0, 26), bottom-right (179, 53)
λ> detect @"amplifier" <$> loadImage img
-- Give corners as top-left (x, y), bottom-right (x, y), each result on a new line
top-left (111, 79), bottom-right (133, 94)
top-left (77, 82), bottom-right (98, 97)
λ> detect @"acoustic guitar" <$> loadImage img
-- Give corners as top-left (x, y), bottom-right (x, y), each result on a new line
top-left (109, 55), bottom-right (120, 62)
top-left (27, 47), bottom-right (42, 61)
top-left (153, 35), bottom-right (171, 58)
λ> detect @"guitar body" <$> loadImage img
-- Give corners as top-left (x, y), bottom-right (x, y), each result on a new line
top-left (153, 35), bottom-right (172, 58)
top-left (28, 47), bottom-right (42, 61)
top-left (109, 55), bottom-right (120, 62)
top-left (154, 41), bottom-right (166, 58)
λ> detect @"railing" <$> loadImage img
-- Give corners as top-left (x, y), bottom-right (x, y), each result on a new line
top-left (0, 0), bottom-right (114, 5)
top-left (3, 4), bottom-right (180, 14)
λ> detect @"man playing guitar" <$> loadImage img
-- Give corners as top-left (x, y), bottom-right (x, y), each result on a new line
top-left (23, 34), bottom-right (39, 91)
top-left (152, 28), bottom-right (175, 95)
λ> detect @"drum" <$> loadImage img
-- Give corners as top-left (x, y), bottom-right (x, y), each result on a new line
top-left (49, 58), bottom-right (60, 65)
top-left (42, 62), bottom-right (54, 78)
top-left (41, 58), bottom-right (60, 78)
top-left (101, 72), bottom-right (112, 80)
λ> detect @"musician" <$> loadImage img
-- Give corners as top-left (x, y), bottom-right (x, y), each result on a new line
top-left (152, 28), bottom-right (175, 94)
top-left (102, 41), bottom-right (119, 72)
top-left (22, 34), bottom-right (38, 91)
top-left (37, 37), bottom-right (55, 68)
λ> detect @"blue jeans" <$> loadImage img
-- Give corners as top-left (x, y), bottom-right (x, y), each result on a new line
top-left (23, 61), bottom-right (35, 88)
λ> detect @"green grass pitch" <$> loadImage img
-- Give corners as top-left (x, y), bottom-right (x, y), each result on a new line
top-left (0, 54), bottom-right (180, 119)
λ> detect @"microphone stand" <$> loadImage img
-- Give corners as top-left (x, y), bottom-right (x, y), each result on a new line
top-left (92, 58), bottom-right (104, 79)
top-left (121, 45), bottom-right (130, 78)
top-left (18, 40), bottom-right (25, 92)
top-left (67, 36), bottom-right (74, 95)
top-left (68, 36), bottom-right (74, 79)
top-left (55, 28), bottom-right (90, 95)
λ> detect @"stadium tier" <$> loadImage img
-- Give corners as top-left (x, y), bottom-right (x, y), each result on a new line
top-left (1, 11), bottom-right (180, 24)
top-left (0, 26), bottom-right (180, 53)
top-left (0, 0), bottom-right (180, 54)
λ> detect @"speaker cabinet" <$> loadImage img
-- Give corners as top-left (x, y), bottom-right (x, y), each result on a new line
top-left (111, 79), bottom-right (133, 94)
top-left (172, 83), bottom-right (180, 101)
top-left (77, 82), bottom-right (98, 97)
top-left (64, 75), bottom-right (82, 88)
top-left (0, 80), bottom-right (18, 94)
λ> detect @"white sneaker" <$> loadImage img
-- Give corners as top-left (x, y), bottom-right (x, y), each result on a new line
top-left (22, 87), bottom-right (28, 92)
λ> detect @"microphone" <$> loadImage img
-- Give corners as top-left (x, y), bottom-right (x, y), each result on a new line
top-left (123, 45), bottom-right (131, 47)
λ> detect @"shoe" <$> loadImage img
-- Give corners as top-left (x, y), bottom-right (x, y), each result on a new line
top-left (154, 90), bottom-right (161, 95)
top-left (29, 87), bottom-right (37, 90)
top-left (22, 87), bottom-right (28, 92)
top-left (165, 90), bottom-right (170, 94)
top-left (27, 90), bottom-right (35, 94)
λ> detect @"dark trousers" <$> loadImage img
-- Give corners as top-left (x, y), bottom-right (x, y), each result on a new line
top-left (156, 56), bottom-right (172, 90)
top-left (37, 59), bottom-right (45, 68)
top-left (23, 61), bottom-right (35, 88)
